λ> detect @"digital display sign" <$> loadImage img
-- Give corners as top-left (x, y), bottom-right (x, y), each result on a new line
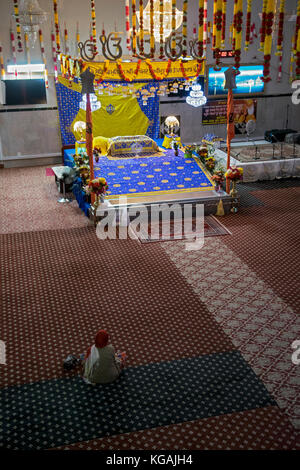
top-left (208, 65), bottom-right (264, 96)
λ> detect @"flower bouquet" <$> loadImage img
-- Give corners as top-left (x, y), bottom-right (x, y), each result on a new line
top-left (84, 177), bottom-right (109, 198)
top-left (212, 168), bottom-right (225, 192)
top-left (205, 156), bottom-right (216, 172)
top-left (225, 166), bottom-right (243, 197)
top-left (183, 144), bottom-right (196, 158)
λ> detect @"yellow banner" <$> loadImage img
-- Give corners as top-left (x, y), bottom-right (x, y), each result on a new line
top-left (60, 55), bottom-right (205, 82)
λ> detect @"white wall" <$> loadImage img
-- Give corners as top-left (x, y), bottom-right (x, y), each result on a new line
top-left (0, 0), bottom-right (299, 162)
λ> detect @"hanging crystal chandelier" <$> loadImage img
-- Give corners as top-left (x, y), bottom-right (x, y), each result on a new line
top-left (15, 0), bottom-right (48, 47)
top-left (136, 0), bottom-right (183, 42)
top-left (186, 83), bottom-right (207, 108)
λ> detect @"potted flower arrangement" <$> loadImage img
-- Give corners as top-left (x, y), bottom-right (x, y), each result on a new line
top-left (212, 167), bottom-right (225, 192)
top-left (183, 144), bottom-right (196, 158)
top-left (225, 166), bottom-right (243, 197)
top-left (205, 156), bottom-right (216, 172)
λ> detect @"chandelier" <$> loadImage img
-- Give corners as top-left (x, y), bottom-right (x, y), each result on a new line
top-left (186, 83), bottom-right (207, 108)
top-left (15, 0), bottom-right (48, 47)
top-left (136, 0), bottom-right (183, 42)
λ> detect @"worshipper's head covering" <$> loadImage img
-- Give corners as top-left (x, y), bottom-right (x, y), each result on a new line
top-left (85, 329), bottom-right (109, 360)
top-left (95, 330), bottom-right (109, 349)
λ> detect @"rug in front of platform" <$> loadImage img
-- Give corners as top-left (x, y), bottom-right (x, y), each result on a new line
top-left (130, 215), bottom-right (231, 243)
top-left (93, 147), bottom-right (214, 198)
top-left (0, 351), bottom-right (276, 450)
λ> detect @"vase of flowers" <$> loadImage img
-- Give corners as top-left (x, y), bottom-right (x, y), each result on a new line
top-left (225, 166), bottom-right (243, 197)
top-left (84, 177), bottom-right (109, 210)
top-left (183, 145), bottom-right (195, 158)
top-left (212, 168), bottom-right (225, 192)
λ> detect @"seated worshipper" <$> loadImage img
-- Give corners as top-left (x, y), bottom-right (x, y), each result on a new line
top-left (82, 329), bottom-right (126, 385)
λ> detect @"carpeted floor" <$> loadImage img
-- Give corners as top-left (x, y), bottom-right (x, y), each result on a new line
top-left (0, 167), bottom-right (299, 450)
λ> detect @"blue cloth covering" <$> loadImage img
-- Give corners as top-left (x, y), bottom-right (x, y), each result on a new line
top-left (64, 139), bottom-right (214, 215)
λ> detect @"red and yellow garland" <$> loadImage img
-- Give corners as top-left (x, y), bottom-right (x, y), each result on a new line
top-left (221, 0), bottom-right (227, 49)
top-left (198, 0), bottom-right (204, 59)
top-left (294, 0), bottom-right (300, 78)
top-left (52, 0), bottom-right (60, 54)
top-left (90, 0), bottom-right (97, 54)
top-left (132, 0), bottom-right (137, 55)
top-left (182, 0), bottom-right (188, 58)
top-left (262, 0), bottom-right (275, 82)
top-left (259, 0), bottom-right (268, 52)
top-left (139, 0), bottom-right (144, 56)
top-left (159, 0), bottom-right (164, 59)
top-left (13, 0), bottom-right (22, 52)
top-left (171, 0), bottom-right (176, 57)
top-left (244, 0), bottom-right (252, 51)
top-left (233, 0), bottom-right (243, 69)
top-left (213, 0), bottom-right (222, 66)
top-left (150, 0), bottom-right (155, 58)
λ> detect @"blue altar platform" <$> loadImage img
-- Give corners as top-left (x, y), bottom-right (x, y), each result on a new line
top-left (63, 139), bottom-right (215, 216)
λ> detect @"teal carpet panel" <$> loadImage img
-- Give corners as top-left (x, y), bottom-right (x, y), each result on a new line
top-left (0, 351), bottom-right (276, 450)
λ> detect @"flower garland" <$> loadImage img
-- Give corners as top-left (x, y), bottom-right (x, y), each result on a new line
top-left (76, 22), bottom-right (80, 57)
top-left (51, 30), bottom-right (58, 82)
top-left (64, 22), bottom-right (69, 54)
top-left (132, 0), bottom-right (137, 55)
top-left (233, 0), bottom-right (243, 69)
top-left (146, 58), bottom-right (172, 80)
top-left (117, 59), bottom-right (142, 81)
top-left (221, 0), bottom-right (227, 49)
top-left (294, 0), bottom-right (300, 78)
top-left (0, 42), bottom-right (5, 79)
top-left (244, 0), bottom-right (252, 51)
top-left (180, 60), bottom-right (203, 81)
top-left (182, 0), bottom-right (188, 58)
top-left (203, 0), bottom-right (208, 51)
top-left (10, 28), bottom-right (17, 78)
top-left (275, 0), bottom-right (285, 82)
top-left (24, 32), bottom-right (30, 67)
top-left (159, 0), bottom-right (164, 59)
top-left (139, 0), bottom-right (144, 56)
top-left (39, 29), bottom-right (49, 88)
top-left (52, 0), bottom-right (60, 54)
top-left (213, 0), bottom-right (223, 66)
top-left (262, 0), bottom-right (275, 83)
top-left (125, 0), bottom-right (131, 52)
top-left (150, 0), bottom-right (155, 58)
top-left (90, 0), bottom-right (97, 54)
top-left (198, 0), bottom-right (204, 59)
top-left (13, 0), bottom-right (22, 52)
top-left (171, 0), bottom-right (176, 57)
top-left (259, 0), bottom-right (268, 52)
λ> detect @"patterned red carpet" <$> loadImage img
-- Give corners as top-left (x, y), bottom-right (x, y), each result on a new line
top-left (0, 167), bottom-right (299, 450)
top-left (0, 166), bottom-right (90, 234)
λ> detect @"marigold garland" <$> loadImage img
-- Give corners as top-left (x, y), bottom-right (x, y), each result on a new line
top-left (39, 29), bottom-right (49, 88)
top-left (52, 0), bottom-right (60, 54)
top-left (259, 0), bottom-right (268, 52)
top-left (244, 0), bottom-right (252, 51)
top-left (64, 22), bottom-right (69, 54)
top-left (221, 0), bottom-right (227, 49)
top-left (76, 22), bottom-right (80, 57)
top-left (159, 0), bottom-right (164, 59)
top-left (203, 0), bottom-right (208, 50)
top-left (125, 0), bottom-right (131, 52)
top-left (90, 0), bottom-right (97, 54)
top-left (233, 0), bottom-right (243, 69)
top-left (213, 0), bottom-right (223, 66)
top-left (13, 0), bottom-right (22, 52)
top-left (198, 0), bottom-right (204, 59)
top-left (139, 0), bottom-right (144, 56)
top-left (182, 0), bottom-right (188, 58)
top-left (171, 0), bottom-right (176, 57)
top-left (262, 0), bottom-right (275, 83)
top-left (10, 28), bottom-right (17, 77)
top-left (275, 0), bottom-right (285, 82)
top-left (116, 59), bottom-right (142, 81)
top-left (294, 0), bottom-right (300, 78)
top-left (24, 32), bottom-right (30, 66)
top-left (150, 0), bottom-right (155, 58)
top-left (51, 30), bottom-right (58, 82)
top-left (132, 0), bottom-right (137, 55)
